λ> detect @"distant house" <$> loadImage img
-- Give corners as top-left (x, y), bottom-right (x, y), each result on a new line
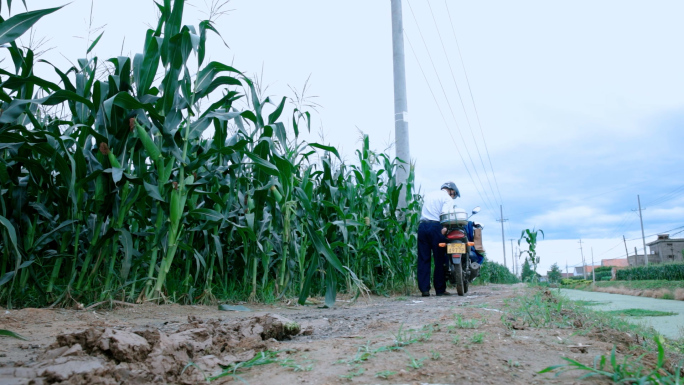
top-left (574, 265), bottom-right (599, 277)
top-left (628, 234), bottom-right (684, 266)
top-left (647, 234), bottom-right (684, 264)
top-left (601, 258), bottom-right (629, 267)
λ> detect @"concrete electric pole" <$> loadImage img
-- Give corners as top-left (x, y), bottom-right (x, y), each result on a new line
top-left (390, 0), bottom-right (410, 210)
top-left (509, 239), bottom-right (515, 275)
top-left (579, 239), bottom-right (587, 279)
top-left (637, 195), bottom-right (648, 266)
top-left (497, 205), bottom-right (508, 269)
top-left (623, 235), bottom-right (629, 258)
top-left (591, 247), bottom-right (595, 284)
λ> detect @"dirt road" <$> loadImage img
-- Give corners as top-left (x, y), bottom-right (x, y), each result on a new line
top-left (0, 285), bottom-right (657, 384)
top-left (561, 288), bottom-right (684, 339)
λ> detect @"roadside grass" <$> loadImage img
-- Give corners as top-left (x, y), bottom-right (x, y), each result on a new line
top-left (507, 288), bottom-right (684, 383)
top-left (540, 335), bottom-right (683, 383)
top-left (606, 309), bottom-right (678, 317)
top-left (563, 280), bottom-right (684, 301)
top-left (574, 300), bottom-right (610, 306)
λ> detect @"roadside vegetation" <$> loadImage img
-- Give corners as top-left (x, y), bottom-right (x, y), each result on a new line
top-left (0, 0), bottom-right (520, 310)
top-left (561, 262), bottom-right (684, 301)
top-left (472, 257), bottom-right (519, 285)
top-left (0, 0), bottom-right (427, 308)
top-left (508, 288), bottom-right (684, 383)
top-left (606, 309), bottom-right (677, 317)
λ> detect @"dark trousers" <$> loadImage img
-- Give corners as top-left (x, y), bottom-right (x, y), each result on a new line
top-left (417, 221), bottom-right (446, 294)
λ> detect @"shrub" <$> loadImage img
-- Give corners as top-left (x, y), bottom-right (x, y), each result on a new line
top-left (475, 257), bottom-right (519, 285)
top-left (616, 263), bottom-right (684, 281)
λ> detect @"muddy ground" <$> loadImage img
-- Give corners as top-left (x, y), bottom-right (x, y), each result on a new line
top-left (0, 284), bottom-right (641, 384)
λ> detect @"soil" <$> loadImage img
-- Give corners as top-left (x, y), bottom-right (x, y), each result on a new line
top-left (0, 285), bottom-right (626, 384)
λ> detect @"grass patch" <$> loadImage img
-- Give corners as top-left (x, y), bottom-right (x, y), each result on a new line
top-left (606, 309), bottom-right (677, 317)
top-left (540, 335), bottom-right (683, 383)
top-left (574, 300), bottom-right (610, 307)
top-left (505, 288), bottom-right (684, 383)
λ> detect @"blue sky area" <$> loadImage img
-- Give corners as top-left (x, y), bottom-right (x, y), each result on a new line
top-left (11, 0), bottom-right (684, 274)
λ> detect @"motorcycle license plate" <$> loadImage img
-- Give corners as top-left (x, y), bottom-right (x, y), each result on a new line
top-left (447, 243), bottom-right (466, 254)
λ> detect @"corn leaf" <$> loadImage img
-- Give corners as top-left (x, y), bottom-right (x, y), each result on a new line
top-left (0, 329), bottom-right (27, 340)
top-left (0, 6), bottom-right (62, 46)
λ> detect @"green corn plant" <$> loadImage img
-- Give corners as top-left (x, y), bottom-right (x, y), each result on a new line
top-left (519, 228), bottom-right (544, 278)
top-left (0, 0), bottom-right (428, 309)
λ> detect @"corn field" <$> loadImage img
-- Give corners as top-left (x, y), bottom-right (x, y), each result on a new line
top-left (616, 263), bottom-right (684, 282)
top-left (474, 257), bottom-right (519, 285)
top-left (0, 0), bottom-right (425, 308)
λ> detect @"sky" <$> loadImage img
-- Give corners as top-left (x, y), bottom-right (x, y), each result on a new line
top-left (8, 0), bottom-right (684, 275)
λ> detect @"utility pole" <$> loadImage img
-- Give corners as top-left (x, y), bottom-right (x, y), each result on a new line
top-left (635, 247), bottom-right (638, 264)
top-left (509, 239), bottom-right (515, 275)
top-left (390, 0), bottom-right (410, 210)
top-left (637, 195), bottom-right (648, 266)
top-left (591, 247), bottom-right (595, 284)
top-left (579, 239), bottom-right (587, 279)
top-left (623, 235), bottom-right (629, 258)
top-left (566, 261), bottom-right (569, 278)
top-left (497, 205), bottom-right (508, 269)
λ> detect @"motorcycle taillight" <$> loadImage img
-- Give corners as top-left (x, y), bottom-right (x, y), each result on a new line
top-left (446, 230), bottom-right (465, 240)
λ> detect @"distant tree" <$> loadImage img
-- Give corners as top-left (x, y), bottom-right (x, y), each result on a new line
top-left (521, 258), bottom-right (534, 282)
top-left (548, 263), bottom-right (562, 283)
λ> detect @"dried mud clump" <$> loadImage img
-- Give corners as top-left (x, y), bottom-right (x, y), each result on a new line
top-left (0, 313), bottom-right (300, 385)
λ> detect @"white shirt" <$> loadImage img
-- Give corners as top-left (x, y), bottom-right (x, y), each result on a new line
top-left (420, 189), bottom-right (454, 221)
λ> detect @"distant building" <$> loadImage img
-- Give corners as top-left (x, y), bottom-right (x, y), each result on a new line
top-left (628, 234), bottom-right (684, 266)
top-left (601, 258), bottom-right (629, 267)
top-left (574, 265), bottom-right (599, 277)
top-left (647, 234), bottom-right (684, 264)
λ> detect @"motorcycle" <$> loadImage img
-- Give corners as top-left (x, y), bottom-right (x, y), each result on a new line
top-left (439, 205), bottom-right (484, 296)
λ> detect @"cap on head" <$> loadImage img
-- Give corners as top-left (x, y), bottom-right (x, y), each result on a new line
top-left (440, 181), bottom-right (460, 198)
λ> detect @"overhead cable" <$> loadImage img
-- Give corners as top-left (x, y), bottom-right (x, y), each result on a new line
top-left (425, 0), bottom-right (501, 209)
top-left (403, 32), bottom-right (496, 216)
top-left (444, 0), bottom-right (504, 206)
top-left (405, 0), bottom-right (498, 214)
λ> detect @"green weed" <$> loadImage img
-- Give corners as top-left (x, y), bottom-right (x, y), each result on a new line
top-left (340, 365), bottom-right (365, 380)
top-left (606, 309), bottom-right (677, 317)
top-left (540, 335), bottom-right (681, 383)
top-left (406, 353), bottom-right (426, 370)
top-left (375, 370), bottom-right (397, 379)
top-left (210, 351), bottom-right (280, 381)
top-left (574, 300), bottom-right (609, 307)
top-left (452, 315), bottom-right (479, 329)
top-left (471, 332), bottom-right (486, 344)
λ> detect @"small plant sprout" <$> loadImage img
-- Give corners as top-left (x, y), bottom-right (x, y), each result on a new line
top-left (430, 350), bottom-right (441, 360)
top-left (375, 370), bottom-right (397, 379)
top-left (340, 365), bottom-right (365, 380)
top-left (471, 332), bottom-right (486, 344)
top-left (452, 335), bottom-right (461, 345)
top-left (453, 315), bottom-right (479, 329)
top-left (407, 353), bottom-right (427, 370)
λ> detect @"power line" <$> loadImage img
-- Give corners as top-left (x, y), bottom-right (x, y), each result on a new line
top-left (405, 0), bottom-right (498, 214)
top-left (625, 224), bottom-right (684, 242)
top-left (444, 0), bottom-right (504, 206)
top-left (644, 184), bottom-right (684, 207)
top-left (424, 0), bottom-right (500, 209)
top-left (403, 32), bottom-right (495, 216)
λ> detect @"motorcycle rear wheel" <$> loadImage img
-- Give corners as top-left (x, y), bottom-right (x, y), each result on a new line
top-left (453, 263), bottom-right (465, 296)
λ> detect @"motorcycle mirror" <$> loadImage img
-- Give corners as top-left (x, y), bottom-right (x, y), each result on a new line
top-left (471, 206), bottom-right (481, 215)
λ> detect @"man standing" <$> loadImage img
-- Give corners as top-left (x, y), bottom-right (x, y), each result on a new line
top-left (417, 181), bottom-right (460, 297)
